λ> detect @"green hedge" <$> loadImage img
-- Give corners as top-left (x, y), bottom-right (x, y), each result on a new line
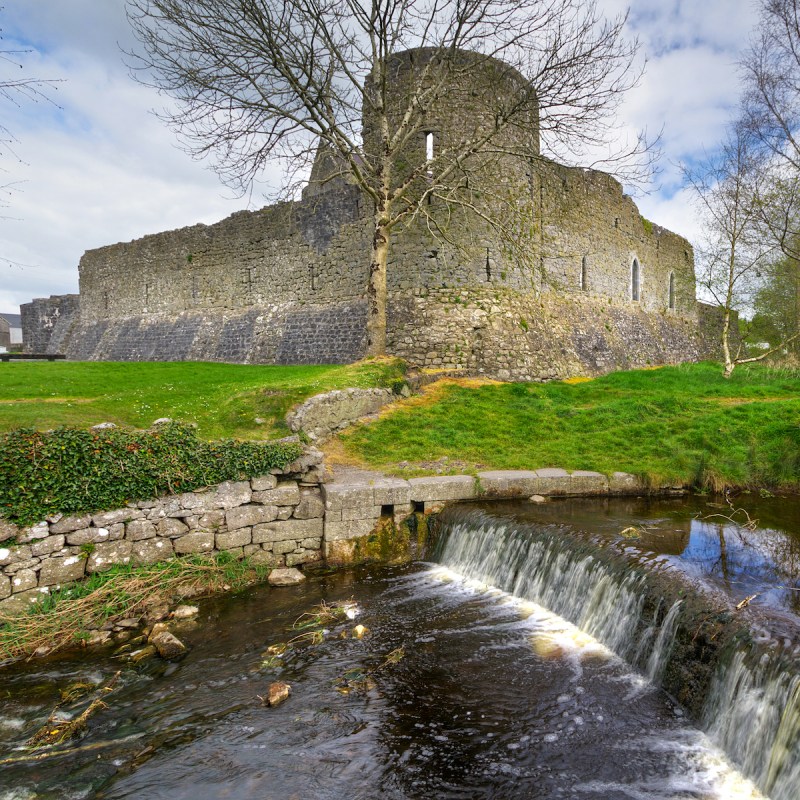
top-left (0, 422), bottom-right (304, 527)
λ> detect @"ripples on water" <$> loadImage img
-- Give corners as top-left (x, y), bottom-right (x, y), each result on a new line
top-left (0, 558), bottom-right (767, 800)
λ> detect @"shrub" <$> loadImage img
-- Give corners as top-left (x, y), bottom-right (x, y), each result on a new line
top-left (0, 421), bottom-right (303, 526)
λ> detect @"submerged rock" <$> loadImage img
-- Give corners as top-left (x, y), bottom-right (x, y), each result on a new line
top-left (268, 567), bottom-right (306, 586)
top-left (266, 681), bottom-right (291, 707)
top-left (151, 631), bottom-right (188, 660)
top-left (172, 605), bottom-right (199, 620)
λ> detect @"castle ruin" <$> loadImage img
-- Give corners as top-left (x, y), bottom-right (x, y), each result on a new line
top-left (23, 48), bottom-right (723, 380)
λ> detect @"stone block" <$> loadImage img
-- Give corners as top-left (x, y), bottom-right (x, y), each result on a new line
top-left (251, 474), bottom-right (278, 491)
top-left (321, 483), bottom-right (374, 512)
top-left (252, 518), bottom-right (323, 545)
top-left (148, 497), bottom-right (182, 518)
top-left (158, 518), bottom-right (189, 538)
top-left (324, 517), bottom-right (376, 543)
top-left (243, 544), bottom-right (261, 557)
top-left (174, 531), bottom-right (215, 555)
top-left (372, 478), bottom-right (411, 506)
top-left (88, 541), bottom-right (133, 572)
top-left (198, 510), bottom-right (225, 529)
top-left (49, 514), bottom-right (92, 534)
top-left (17, 522), bottom-right (50, 544)
top-left (31, 535), bottom-right (66, 556)
top-left (93, 509), bottom-right (142, 527)
top-left (226, 504), bottom-right (278, 531)
top-left (0, 586), bottom-right (50, 615)
top-left (252, 482), bottom-right (300, 506)
top-left (4, 557), bottom-right (39, 574)
top-left (66, 528), bottom-right (109, 546)
top-left (11, 569), bottom-right (38, 593)
top-left (407, 475), bottom-right (478, 503)
top-left (341, 503), bottom-right (382, 522)
top-left (132, 539), bottom-right (172, 566)
top-left (179, 491), bottom-right (217, 511)
top-left (286, 550), bottom-right (322, 567)
top-left (216, 528), bottom-right (252, 550)
top-left (248, 550), bottom-right (282, 568)
top-left (127, 519), bottom-right (157, 541)
top-left (272, 539), bottom-right (297, 555)
top-left (277, 506), bottom-right (293, 520)
top-left (39, 555), bottom-right (87, 587)
top-left (569, 470), bottom-right (609, 495)
top-left (300, 537), bottom-right (322, 550)
top-left (532, 468), bottom-right (571, 495)
top-left (108, 523), bottom-right (125, 541)
top-left (0, 574), bottom-right (10, 599)
top-left (0, 519), bottom-right (19, 543)
top-left (478, 470), bottom-right (541, 497)
top-left (214, 481), bottom-right (252, 509)
top-left (293, 491), bottom-right (324, 520)
top-left (609, 472), bottom-right (643, 494)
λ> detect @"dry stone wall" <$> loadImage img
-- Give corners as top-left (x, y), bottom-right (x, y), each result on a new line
top-left (0, 471), bottom-right (325, 617)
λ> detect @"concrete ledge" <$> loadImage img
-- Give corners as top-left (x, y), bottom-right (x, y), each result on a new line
top-left (478, 470), bottom-right (542, 497)
top-left (407, 475), bottom-right (478, 503)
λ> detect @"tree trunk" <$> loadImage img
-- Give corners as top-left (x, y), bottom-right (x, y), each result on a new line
top-left (366, 203), bottom-right (390, 357)
top-left (721, 306), bottom-right (735, 378)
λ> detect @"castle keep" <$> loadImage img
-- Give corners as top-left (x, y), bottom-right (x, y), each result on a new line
top-left (24, 49), bottom-right (722, 379)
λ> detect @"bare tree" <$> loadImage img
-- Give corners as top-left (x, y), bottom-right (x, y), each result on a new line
top-left (684, 124), bottom-right (797, 377)
top-left (126, 0), bottom-right (652, 356)
top-left (742, 0), bottom-right (800, 263)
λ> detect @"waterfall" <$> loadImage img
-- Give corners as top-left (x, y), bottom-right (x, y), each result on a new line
top-left (431, 507), bottom-right (800, 800)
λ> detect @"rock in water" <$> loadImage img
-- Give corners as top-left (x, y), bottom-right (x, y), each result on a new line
top-left (172, 604), bottom-right (199, 619)
top-left (151, 631), bottom-right (187, 660)
top-left (268, 567), bottom-right (306, 586)
top-left (267, 681), bottom-right (291, 707)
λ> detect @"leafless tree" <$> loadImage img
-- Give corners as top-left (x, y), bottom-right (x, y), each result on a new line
top-left (126, 0), bottom-right (654, 356)
top-left (686, 123), bottom-right (799, 377)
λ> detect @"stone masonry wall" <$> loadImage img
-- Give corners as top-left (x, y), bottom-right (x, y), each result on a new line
top-left (21, 294), bottom-right (80, 354)
top-left (0, 471), bottom-right (326, 617)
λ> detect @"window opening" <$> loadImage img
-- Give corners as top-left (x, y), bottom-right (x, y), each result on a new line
top-left (485, 249), bottom-right (492, 281)
top-left (631, 259), bottom-right (640, 301)
top-left (580, 256), bottom-right (588, 291)
top-left (668, 272), bottom-right (675, 309)
top-left (425, 131), bottom-right (434, 162)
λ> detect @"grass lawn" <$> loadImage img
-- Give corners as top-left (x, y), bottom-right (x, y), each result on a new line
top-left (0, 359), bottom-right (405, 440)
top-left (340, 362), bottom-right (800, 490)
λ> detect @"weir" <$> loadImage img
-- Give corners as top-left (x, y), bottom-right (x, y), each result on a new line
top-left (431, 505), bottom-right (800, 800)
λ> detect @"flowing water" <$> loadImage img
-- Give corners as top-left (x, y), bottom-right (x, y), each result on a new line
top-left (0, 495), bottom-right (798, 800)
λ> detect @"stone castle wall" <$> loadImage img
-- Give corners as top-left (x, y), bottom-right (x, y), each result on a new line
top-left (27, 46), bottom-right (720, 376)
top-left (20, 294), bottom-right (80, 354)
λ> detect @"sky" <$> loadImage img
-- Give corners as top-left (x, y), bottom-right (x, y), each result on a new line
top-left (0, 0), bottom-right (760, 315)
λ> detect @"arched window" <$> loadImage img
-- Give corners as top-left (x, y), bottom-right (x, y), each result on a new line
top-left (631, 258), bottom-right (640, 301)
top-left (668, 272), bottom-right (675, 309)
top-left (580, 256), bottom-right (588, 291)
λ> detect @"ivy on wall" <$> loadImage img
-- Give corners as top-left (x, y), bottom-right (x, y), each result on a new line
top-left (0, 422), bottom-right (303, 526)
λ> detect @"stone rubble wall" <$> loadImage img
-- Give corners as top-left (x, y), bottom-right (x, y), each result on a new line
top-left (20, 294), bottom-right (80, 354)
top-left (0, 467), bottom-right (326, 617)
top-left (286, 387), bottom-right (396, 441)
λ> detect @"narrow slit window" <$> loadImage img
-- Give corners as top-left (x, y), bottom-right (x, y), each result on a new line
top-left (425, 132), bottom-right (434, 162)
top-left (580, 256), bottom-right (588, 291)
top-left (668, 272), bottom-right (675, 309)
top-left (631, 259), bottom-right (640, 301)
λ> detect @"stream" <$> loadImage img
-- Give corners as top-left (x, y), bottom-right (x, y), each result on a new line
top-left (0, 494), bottom-right (798, 800)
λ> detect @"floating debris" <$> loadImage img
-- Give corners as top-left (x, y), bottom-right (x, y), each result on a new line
top-left (352, 624), bottom-right (369, 639)
top-left (59, 682), bottom-right (95, 705)
top-left (292, 599), bottom-right (359, 631)
top-left (27, 672), bottom-right (121, 749)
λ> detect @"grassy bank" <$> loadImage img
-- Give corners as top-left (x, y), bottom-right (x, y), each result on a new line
top-left (340, 362), bottom-right (800, 491)
top-left (0, 359), bottom-right (406, 440)
top-left (0, 554), bottom-right (271, 661)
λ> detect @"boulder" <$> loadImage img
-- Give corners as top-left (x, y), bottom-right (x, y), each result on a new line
top-left (151, 630), bottom-right (188, 660)
top-left (267, 567), bottom-right (306, 586)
